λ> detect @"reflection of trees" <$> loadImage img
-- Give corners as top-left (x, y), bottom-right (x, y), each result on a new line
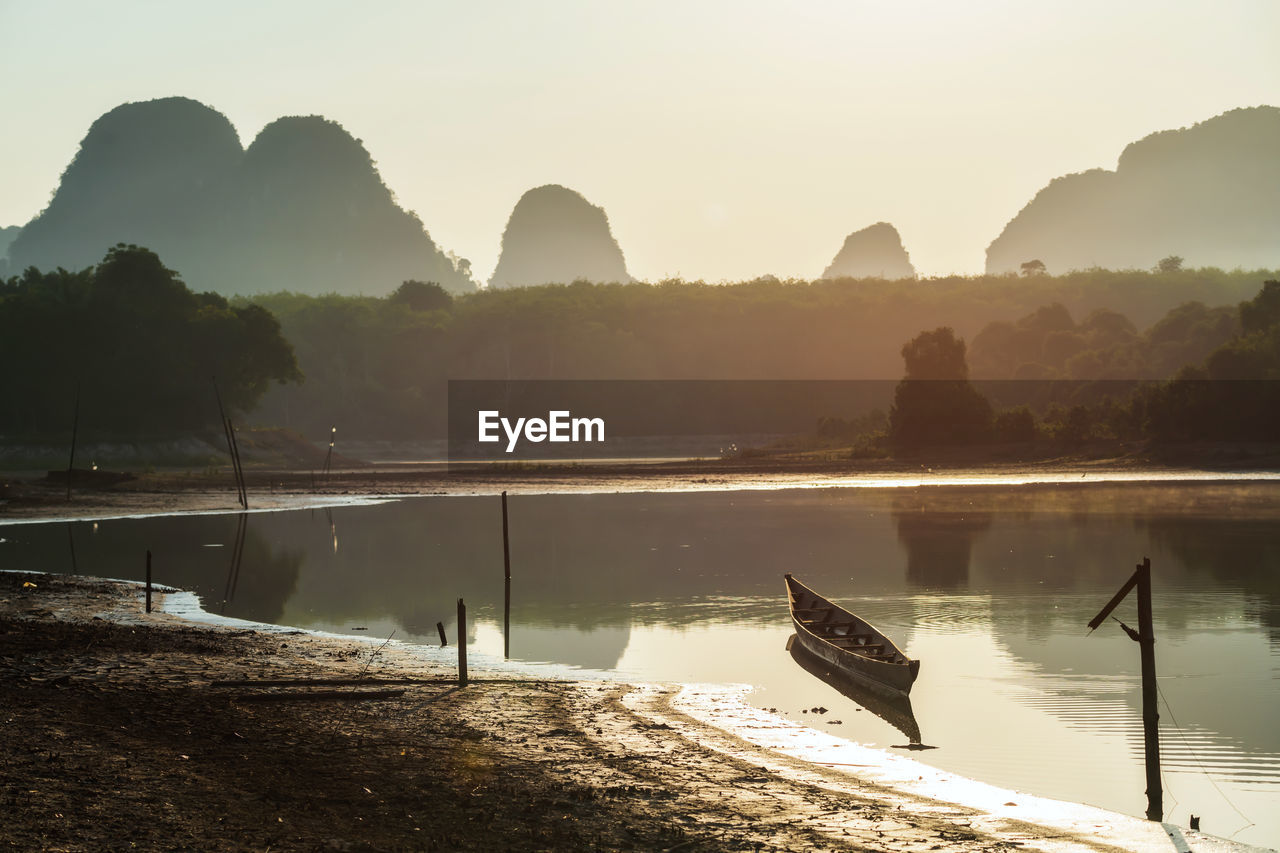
top-left (264, 493), bottom-right (906, 636)
top-left (0, 492), bottom-right (908, 639)
top-left (892, 494), bottom-right (991, 589)
top-left (1, 514), bottom-right (302, 626)
top-left (1141, 516), bottom-right (1280, 643)
top-left (220, 527), bottom-right (303, 625)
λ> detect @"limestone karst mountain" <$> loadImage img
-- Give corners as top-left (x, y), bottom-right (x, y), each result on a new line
top-left (7, 97), bottom-right (241, 279)
top-left (986, 106), bottom-right (1280, 275)
top-left (821, 222), bottom-right (916, 279)
top-left (488, 185), bottom-right (632, 288)
top-left (4, 97), bottom-right (474, 294)
top-left (227, 115), bottom-right (472, 295)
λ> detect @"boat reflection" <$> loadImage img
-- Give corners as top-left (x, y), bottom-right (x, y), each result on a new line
top-left (787, 635), bottom-right (933, 749)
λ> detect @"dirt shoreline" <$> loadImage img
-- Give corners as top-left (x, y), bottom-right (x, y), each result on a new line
top-left (2, 572), bottom-right (1264, 852)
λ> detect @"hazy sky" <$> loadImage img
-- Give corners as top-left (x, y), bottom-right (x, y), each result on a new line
top-left (2, 1), bottom-right (1277, 281)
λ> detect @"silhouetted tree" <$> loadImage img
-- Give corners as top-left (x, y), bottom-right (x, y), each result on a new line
top-left (389, 280), bottom-right (453, 313)
top-left (1239, 280), bottom-right (1280, 335)
top-left (0, 245), bottom-right (300, 435)
top-left (889, 328), bottom-right (993, 448)
top-left (1020, 259), bottom-right (1047, 276)
top-left (1157, 255), bottom-right (1184, 273)
top-left (992, 406), bottom-right (1037, 442)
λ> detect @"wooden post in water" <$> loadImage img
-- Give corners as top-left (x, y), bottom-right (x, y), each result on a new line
top-left (1087, 557), bottom-right (1162, 822)
top-left (1136, 557), bottom-right (1162, 821)
top-left (502, 491), bottom-right (511, 660)
top-left (456, 598), bottom-right (468, 686)
top-left (66, 380), bottom-right (81, 501)
top-left (145, 550), bottom-right (152, 614)
top-left (436, 621), bottom-right (447, 647)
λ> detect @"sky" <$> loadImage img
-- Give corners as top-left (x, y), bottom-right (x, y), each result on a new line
top-left (1, 0), bottom-right (1277, 282)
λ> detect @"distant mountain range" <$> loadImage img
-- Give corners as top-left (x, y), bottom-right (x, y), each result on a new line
top-left (3, 100), bottom-right (1276, 289)
top-left (4, 97), bottom-right (475, 295)
top-left (986, 106), bottom-right (1280, 274)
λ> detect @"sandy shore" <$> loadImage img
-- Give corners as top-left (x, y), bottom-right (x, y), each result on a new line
top-left (3, 571), bottom-right (1266, 852)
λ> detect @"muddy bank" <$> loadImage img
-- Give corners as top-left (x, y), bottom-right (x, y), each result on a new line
top-left (2, 572), bottom-right (1259, 852)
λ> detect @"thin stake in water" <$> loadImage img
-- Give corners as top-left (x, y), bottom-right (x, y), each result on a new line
top-left (457, 598), bottom-right (468, 686)
top-left (502, 490), bottom-right (511, 660)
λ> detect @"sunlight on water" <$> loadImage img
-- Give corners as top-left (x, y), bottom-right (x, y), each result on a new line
top-left (4, 481), bottom-right (1278, 846)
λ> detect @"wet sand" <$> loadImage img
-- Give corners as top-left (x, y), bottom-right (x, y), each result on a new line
top-left (2, 571), bottom-right (1265, 852)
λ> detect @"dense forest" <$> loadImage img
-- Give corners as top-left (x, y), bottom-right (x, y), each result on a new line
top-left (244, 266), bottom-right (1271, 440)
top-left (883, 280), bottom-right (1280, 449)
top-left (2, 247), bottom-right (1275, 448)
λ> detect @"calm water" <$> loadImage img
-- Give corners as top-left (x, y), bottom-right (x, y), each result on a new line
top-left (3, 482), bottom-right (1278, 846)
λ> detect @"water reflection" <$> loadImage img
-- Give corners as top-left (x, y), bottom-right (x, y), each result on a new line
top-left (3, 483), bottom-right (1279, 846)
top-left (787, 636), bottom-right (926, 747)
top-left (221, 512), bottom-right (248, 611)
top-left (892, 493), bottom-right (991, 589)
top-left (1142, 515), bottom-right (1280, 643)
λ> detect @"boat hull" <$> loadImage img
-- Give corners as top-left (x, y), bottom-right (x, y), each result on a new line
top-left (786, 635), bottom-right (924, 745)
top-left (785, 574), bottom-right (920, 696)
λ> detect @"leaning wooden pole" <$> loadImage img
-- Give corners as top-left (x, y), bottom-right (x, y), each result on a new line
top-left (212, 378), bottom-right (244, 508)
top-left (227, 418), bottom-right (248, 509)
top-left (1136, 557), bottom-right (1162, 821)
top-left (1087, 557), bottom-right (1162, 823)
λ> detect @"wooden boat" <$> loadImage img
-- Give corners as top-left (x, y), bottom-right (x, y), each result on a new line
top-left (786, 635), bottom-right (929, 748)
top-left (785, 573), bottom-right (920, 695)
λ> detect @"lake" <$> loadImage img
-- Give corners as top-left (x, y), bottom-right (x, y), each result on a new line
top-left (3, 480), bottom-right (1277, 847)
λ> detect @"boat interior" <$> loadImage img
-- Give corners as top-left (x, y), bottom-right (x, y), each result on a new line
top-left (789, 589), bottom-right (906, 664)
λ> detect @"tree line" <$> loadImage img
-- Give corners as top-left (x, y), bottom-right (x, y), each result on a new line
top-left (245, 266), bottom-right (1268, 440)
top-left (885, 280), bottom-right (1280, 449)
top-left (1, 245), bottom-right (1275, 449)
